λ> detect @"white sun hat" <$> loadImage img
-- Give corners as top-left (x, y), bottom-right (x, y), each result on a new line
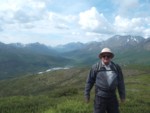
top-left (99, 48), bottom-right (114, 58)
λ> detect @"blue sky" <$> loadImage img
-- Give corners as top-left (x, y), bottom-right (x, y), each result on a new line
top-left (0, 0), bottom-right (150, 46)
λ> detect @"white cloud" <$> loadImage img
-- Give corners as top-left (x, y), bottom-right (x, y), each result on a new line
top-left (0, 0), bottom-right (150, 46)
top-left (116, 0), bottom-right (139, 8)
top-left (114, 0), bottom-right (139, 16)
top-left (78, 7), bottom-right (113, 34)
top-left (0, 0), bottom-right (23, 11)
top-left (143, 28), bottom-right (150, 38)
top-left (78, 7), bottom-right (150, 39)
top-left (0, 0), bottom-right (48, 33)
top-left (0, 0), bottom-right (46, 25)
top-left (79, 7), bottom-right (100, 30)
top-left (47, 12), bottom-right (76, 25)
top-left (114, 15), bottom-right (150, 36)
top-left (85, 32), bottom-right (109, 41)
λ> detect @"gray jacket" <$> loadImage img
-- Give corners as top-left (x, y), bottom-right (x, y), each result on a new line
top-left (84, 61), bottom-right (125, 99)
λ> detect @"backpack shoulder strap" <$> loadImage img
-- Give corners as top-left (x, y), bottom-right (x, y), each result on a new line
top-left (94, 61), bottom-right (121, 77)
top-left (111, 61), bottom-right (121, 77)
top-left (95, 61), bottom-right (102, 73)
top-left (93, 61), bottom-right (101, 79)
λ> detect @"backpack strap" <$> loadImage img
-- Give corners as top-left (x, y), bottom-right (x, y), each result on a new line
top-left (95, 61), bottom-right (102, 74)
top-left (95, 61), bottom-right (120, 77)
top-left (110, 61), bottom-right (122, 80)
top-left (92, 62), bottom-right (101, 81)
top-left (111, 61), bottom-right (120, 75)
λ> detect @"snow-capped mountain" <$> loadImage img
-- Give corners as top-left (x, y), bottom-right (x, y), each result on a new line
top-left (101, 35), bottom-right (145, 48)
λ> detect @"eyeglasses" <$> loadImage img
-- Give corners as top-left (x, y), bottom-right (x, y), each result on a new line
top-left (102, 55), bottom-right (111, 58)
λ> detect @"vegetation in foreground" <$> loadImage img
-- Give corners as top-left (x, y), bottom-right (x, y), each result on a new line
top-left (0, 66), bottom-right (149, 113)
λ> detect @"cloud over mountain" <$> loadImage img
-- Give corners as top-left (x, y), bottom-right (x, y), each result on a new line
top-left (0, 0), bottom-right (150, 46)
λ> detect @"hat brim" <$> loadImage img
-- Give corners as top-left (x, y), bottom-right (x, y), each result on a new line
top-left (99, 52), bottom-right (114, 59)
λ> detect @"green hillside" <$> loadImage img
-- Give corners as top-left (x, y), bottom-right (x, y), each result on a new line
top-left (0, 44), bottom-right (72, 79)
top-left (0, 66), bottom-right (149, 113)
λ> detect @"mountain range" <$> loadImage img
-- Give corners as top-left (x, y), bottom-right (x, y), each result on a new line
top-left (59, 35), bottom-right (150, 65)
top-left (0, 35), bottom-right (150, 79)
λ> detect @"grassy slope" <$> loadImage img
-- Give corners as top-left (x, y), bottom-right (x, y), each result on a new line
top-left (0, 67), bottom-right (149, 113)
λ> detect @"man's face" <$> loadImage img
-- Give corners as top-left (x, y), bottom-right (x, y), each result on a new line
top-left (101, 53), bottom-right (112, 65)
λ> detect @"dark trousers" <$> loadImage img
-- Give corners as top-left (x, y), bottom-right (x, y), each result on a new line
top-left (94, 95), bottom-right (119, 113)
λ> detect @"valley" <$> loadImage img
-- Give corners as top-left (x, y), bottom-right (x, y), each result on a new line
top-left (0, 35), bottom-right (149, 113)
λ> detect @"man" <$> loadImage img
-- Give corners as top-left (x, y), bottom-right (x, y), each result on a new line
top-left (84, 48), bottom-right (125, 113)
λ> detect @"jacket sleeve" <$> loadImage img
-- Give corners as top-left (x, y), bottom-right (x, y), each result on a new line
top-left (84, 65), bottom-right (97, 99)
top-left (117, 65), bottom-right (126, 100)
